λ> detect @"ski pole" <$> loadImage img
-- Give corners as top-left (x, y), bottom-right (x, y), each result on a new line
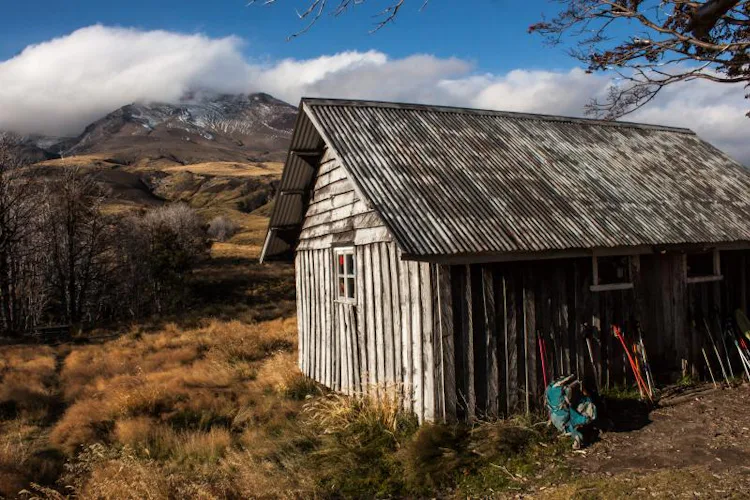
top-left (638, 339), bottom-right (655, 397)
top-left (736, 340), bottom-right (750, 381)
top-left (613, 326), bottom-right (650, 400)
top-left (715, 313), bottom-right (734, 380)
top-left (704, 319), bottom-right (729, 383)
top-left (584, 328), bottom-right (600, 391)
top-left (702, 348), bottom-right (718, 388)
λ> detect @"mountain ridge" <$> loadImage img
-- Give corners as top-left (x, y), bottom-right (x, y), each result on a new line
top-left (3, 92), bottom-right (298, 165)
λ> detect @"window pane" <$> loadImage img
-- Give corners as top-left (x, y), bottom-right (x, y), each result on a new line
top-left (339, 278), bottom-right (345, 297)
top-left (338, 254), bottom-right (345, 275)
top-left (347, 278), bottom-right (355, 299)
top-left (346, 254), bottom-right (355, 276)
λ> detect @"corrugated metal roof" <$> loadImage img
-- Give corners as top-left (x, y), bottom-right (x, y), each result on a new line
top-left (262, 98), bottom-right (750, 261)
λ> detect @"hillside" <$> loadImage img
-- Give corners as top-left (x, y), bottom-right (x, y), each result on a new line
top-left (11, 93), bottom-right (297, 246)
top-left (64, 92), bottom-right (296, 164)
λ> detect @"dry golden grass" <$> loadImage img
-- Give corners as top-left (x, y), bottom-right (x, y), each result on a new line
top-left (160, 161), bottom-right (284, 178)
top-left (32, 155), bottom-right (119, 169)
top-left (49, 318), bottom-right (299, 455)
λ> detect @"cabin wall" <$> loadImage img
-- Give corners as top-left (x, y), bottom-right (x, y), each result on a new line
top-left (296, 147), bottom-right (391, 251)
top-left (295, 149), bottom-right (446, 421)
top-left (436, 251), bottom-right (750, 420)
top-left (295, 242), bottom-right (443, 422)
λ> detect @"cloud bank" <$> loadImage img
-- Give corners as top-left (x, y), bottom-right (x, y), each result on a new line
top-left (0, 25), bottom-right (747, 163)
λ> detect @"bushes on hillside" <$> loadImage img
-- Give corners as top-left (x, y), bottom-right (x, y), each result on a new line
top-left (207, 215), bottom-right (238, 242)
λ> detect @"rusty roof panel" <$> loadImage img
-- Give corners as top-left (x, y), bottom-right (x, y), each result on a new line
top-left (300, 98), bottom-right (750, 258)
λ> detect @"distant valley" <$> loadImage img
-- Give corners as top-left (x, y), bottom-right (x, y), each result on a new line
top-left (2, 92), bottom-right (299, 254)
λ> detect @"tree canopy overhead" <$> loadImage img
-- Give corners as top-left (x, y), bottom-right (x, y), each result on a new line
top-left (529, 0), bottom-right (749, 117)
top-left (252, 0), bottom-right (749, 118)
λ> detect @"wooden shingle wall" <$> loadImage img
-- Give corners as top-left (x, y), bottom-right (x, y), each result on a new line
top-left (297, 148), bottom-right (391, 251)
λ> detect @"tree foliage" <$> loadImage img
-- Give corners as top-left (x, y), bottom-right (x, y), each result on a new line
top-left (529, 0), bottom-right (750, 118)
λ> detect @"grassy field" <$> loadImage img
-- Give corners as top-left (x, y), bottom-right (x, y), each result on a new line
top-left (2, 160), bottom-right (750, 498)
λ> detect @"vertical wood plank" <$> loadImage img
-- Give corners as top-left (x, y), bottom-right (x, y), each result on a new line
top-left (323, 250), bottom-right (331, 388)
top-left (342, 302), bottom-right (352, 393)
top-left (506, 269), bottom-right (519, 412)
top-left (462, 265), bottom-right (476, 420)
top-left (437, 264), bottom-right (455, 421)
top-left (295, 254), bottom-right (303, 371)
top-left (482, 267), bottom-right (499, 417)
top-left (381, 244), bottom-right (396, 385)
top-left (399, 258), bottom-right (413, 412)
top-left (496, 270), bottom-right (508, 416)
top-left (558, 265), bottom-right (570, 375)
top-left (365, 245), bottom-right (377, 394)
top-left (389, 244), bottom-right (403, 392)
top-left (312, 251), bottom-right (320, 383)
top-left (372, 244), bottom-right (385, 388)
top-left (410, 261), bottom-right (424, 420)
top-left (349, 304), bottom-right (361, 393)
top-left (305, 251), bottom-right (313, 378)
top-left (590, 271), bottom-right (602, 389)
top-left (674, 254), bottom-right (689, 374)
top-left (356, 246), bottom-right (367, 392)
top-left (741, 254), bottom-right (747, 313)
top-left (421, 263), bottom-right (436, 421)
top-left (522, 269), bottom-right (537, 413)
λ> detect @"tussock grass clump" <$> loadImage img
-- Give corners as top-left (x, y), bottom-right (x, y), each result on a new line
top-left (0, 346), bottom-right (59, 421)
top-left (48, 317), bottom-right (299, 455)
top-left (300, 391), bottom-right (419, 497)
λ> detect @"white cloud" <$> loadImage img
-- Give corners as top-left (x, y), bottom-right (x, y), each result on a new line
top-left (0, 25), bottom-right (747, 163)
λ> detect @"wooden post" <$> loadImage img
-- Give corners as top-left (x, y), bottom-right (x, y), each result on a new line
top-left (462, 265), bottom-right (476, 420)
top-left (522, 269), bottom-right (536, 414)
top-left (483, 267), bottom-right (499, 417)
top-left (437, 265), bottom-right (456, 421)
top-left (506, 270), bottom-right (519, 412)
top-left (356, 246), bottom-right (367, 393)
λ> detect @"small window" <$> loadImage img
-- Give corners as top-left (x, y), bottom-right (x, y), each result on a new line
top-left (335, 247), bottom-right (356, 302)
top-left (590, 255), bottom-right (634, 292)
top-left (686, 249), bottom-right (722, 284)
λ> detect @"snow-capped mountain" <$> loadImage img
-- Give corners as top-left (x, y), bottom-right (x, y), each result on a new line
top-left (65, 92), bottom-right (298, 164)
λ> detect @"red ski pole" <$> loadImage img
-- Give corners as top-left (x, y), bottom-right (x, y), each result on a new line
top-left (614, 326), bottom-right (652, 401)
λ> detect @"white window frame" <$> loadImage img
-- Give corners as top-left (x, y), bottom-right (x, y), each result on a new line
top-left (334, 247), bottom-right (356, 303)
top-left (590, 254), bottom-right (634, 292)
top-left (686, 249), bottom-right (723, 284)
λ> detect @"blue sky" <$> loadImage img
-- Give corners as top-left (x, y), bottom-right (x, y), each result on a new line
top-left (0, 0), bottom-right (570, 73)
top-left (0, 1), bottom-right (748, 163)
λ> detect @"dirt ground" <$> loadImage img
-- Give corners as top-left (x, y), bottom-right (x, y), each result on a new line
top-left (533, 384), bottom-right (750, 498)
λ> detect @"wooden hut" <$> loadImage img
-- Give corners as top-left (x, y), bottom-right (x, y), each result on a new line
top-left (261, 98), bottom-right (750, 422)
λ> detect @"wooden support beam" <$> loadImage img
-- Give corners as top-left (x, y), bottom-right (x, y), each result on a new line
top-left (461, 265), bottom-right (476, 420)
top-left (506, 270), bottom-right (519, 413)
top-left (482, 267), bottom-right (499, 417)
top-left (437, 265), bottom-right (456, 421)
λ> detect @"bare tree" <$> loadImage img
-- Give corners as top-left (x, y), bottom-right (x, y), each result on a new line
top-left (0, 136), bottom-right (47, 335)
top-left (529, 0), bottom-right (750, 118)
top-left (41, 168), bottom-right (111, 326)
top-left (249, 0), bottom-right (426, 38)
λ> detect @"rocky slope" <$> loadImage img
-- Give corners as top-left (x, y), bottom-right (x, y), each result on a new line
top-left (65, 92), bottom-right (297, 164)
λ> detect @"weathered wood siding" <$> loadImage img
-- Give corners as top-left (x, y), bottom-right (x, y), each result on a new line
top-left (295, 151), bottom-right (448, 421)
top-left (297, 148), bottom-right (391, 251)
top-left (438, 252), bottom-right (750, 420)
top-left (296, 242), bottom-right (444, 421)
top-left (293, 147), bottom-right (750, 422)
